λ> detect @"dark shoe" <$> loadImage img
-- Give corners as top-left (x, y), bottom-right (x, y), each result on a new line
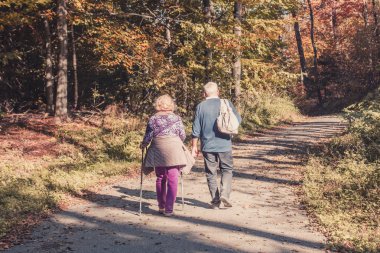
top-left (159, 208), bottom-right (165, 214)
top-left (220, 196), bottom-right (232, 208)
top-left (210, 201), bottom-right (221, 209)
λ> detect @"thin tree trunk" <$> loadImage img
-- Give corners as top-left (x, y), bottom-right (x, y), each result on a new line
top-left (307, 0), bottom-right (322, 104)
top-left (158, 0), bottom-right (172, 63)
top-left (364, 0), bottom-right (373, 82)
top-left (331, 0), bottom-right (338, 41)
top-left (371, 0), bottom-right (379, 88)
top-left (307, 0), bottom-right (318, 73)
top-left (364, 0), bottom-right (373, 83)
top-left (292, 12), bottom-right (307, 74)
top-left (363, 0), bottom-right (369, 27)
top-left (165, 21), bottom-right (172, 63)
top-left (183, 71), bottom-right (188, 111)
top-left (55, 0), bottom-right (68, 119)
top-left (233, 1), bottom-right (242, 110)
top-left (373, 0), bottom-right (379, 36)
top-left (292, 11), bottom-right (311, 95)
top-left (44, 18), bottom-right (54, 115)
top-left (165, 23), bottom-right (171, 45)
top-left (203, 0), bottom-right (214, 81)
top-left (71, 23), bottom-right (79, 110)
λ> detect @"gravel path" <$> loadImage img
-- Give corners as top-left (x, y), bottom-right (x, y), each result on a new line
top-left (6, 116), bottom-right (346, 253)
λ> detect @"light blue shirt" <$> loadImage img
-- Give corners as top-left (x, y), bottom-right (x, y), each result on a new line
top-left (192, 98), bottom-right (242, 153)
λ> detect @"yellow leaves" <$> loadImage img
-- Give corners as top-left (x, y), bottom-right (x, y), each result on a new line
top-left (72, 0), bottom-right (85, 12)
top-left (41, 9), bottom-right (54, 20)
top-left (0, 12), bottom-right (30, 27)
top-left (87, 21), bottom-right (150, 73)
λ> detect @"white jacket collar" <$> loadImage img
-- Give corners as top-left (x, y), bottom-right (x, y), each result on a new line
top-left (206, 96), bottom-right (219, 100)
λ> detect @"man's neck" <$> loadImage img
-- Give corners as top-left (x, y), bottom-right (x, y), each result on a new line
top-left (206, 96), bottom-right (219, 100)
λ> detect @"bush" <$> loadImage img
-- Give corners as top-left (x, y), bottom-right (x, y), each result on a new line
top-left (303, 88), bottom-right (380, 252)
top-left (241, 91), bottom-right (300, 130)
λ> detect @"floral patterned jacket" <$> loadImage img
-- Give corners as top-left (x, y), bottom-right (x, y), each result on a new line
top-left (141, 113), bottom-right (186, 148)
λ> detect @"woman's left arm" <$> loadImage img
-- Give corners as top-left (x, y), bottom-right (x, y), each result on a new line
top-left (176, 118), bottom-right (186, 142)
top-left (141, 119), bottom-right (154, 148)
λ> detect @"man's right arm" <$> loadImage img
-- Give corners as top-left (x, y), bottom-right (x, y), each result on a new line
top-left (191, 105), bottom-right (201, 157)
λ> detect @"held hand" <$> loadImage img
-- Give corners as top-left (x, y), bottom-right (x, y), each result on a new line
top-left (191, 147), bottom-right (199, 158)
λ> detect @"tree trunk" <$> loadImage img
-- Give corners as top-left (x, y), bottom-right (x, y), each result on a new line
top-left (363, 0), bottom-right (369, 28)
top-left (55, 0), bottom-right (68, 119)
top-left (182, 71), bottom-right (188, 111)
top-left (364, 0), bottom-right (373, 81)
top-left (331, 0), bottom-right (338, 41)
top-left (371, 0), bottom-right (379, 88)
top-left (373, 0), bottom-right (379, 36)
top-left (292, 11), bottom-right (312, 95)
top-left (44, 18), bottom-right (54, 115)
top-left (292, 12), bottom-right (307, 74)
top-left (71, 23), bottom-right (79, 110)
top-left (307, 0), bottom-right (322, 104)
top-left (165, 21), bottom-right (172, 63)
top-left (233, 1), bottom-right (242, 111)
top-left (158, 0), bottom-right (172, 63)
top-left (165, 23), bottom-right (171, 45)
top-left (203, 0), bottom-right (214, 81)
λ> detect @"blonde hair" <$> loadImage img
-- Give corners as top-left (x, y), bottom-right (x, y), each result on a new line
top-left (154, 94), bottom-right (176, 111)
top-left (204, 82), bottom-right (219, 96)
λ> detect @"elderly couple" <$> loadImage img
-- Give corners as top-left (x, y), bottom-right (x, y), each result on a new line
top-left (140, 82), bottom-right (242, 216)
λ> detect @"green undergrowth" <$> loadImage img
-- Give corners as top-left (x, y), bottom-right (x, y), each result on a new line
top-left (0, 115), bottom-right (144, 239)
top-left (303, 89), bottom-right (380, 252)
top-left (241, 91), bottom-right (301, 131)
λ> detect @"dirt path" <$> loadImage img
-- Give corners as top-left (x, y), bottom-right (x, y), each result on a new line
top-left (6, 116), bottom-right (346, 253)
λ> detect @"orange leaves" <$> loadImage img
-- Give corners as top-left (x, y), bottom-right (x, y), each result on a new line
top-left (88, 22), bottom-right (150, 73)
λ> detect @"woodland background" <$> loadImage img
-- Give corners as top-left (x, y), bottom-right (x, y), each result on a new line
top-left (1, 0), bottom-right (379, 117)
top-left (0, 0), bottom-right (379, 252)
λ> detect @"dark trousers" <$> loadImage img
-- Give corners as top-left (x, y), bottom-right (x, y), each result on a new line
top-left (202, 151), bottom-right (233, 204)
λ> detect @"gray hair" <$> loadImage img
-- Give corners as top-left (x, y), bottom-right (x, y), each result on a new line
top-left (203, 82), bottom-right (219, 96)
top-left (154, 94), bottom-right (175, 111)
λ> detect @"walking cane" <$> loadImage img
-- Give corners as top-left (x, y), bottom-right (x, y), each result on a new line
top-left (139, 148), bottom-right (145, 215)
top-left (180, 171), bottom-right (184, 210)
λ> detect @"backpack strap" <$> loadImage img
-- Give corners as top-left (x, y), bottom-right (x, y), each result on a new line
top-left (219, 99), bottom-right (228, 113)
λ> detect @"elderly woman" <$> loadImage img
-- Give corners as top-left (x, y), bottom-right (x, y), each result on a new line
top-left (140, 94), bottom-right (191, 216)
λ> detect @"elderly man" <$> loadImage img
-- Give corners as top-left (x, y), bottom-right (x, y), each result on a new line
top-left (192, 82), bottom-right (242, 209)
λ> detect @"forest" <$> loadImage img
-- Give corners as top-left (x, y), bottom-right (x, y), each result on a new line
top-left (1, 0), bottom-right (378, 117)
top-left (0, 0), bottom-right (379, 252)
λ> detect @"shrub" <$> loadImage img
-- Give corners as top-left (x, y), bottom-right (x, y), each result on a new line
top-left (241, 91), bottom-right (300, 130)
top-left (304, 88), bottom-right (380, 252)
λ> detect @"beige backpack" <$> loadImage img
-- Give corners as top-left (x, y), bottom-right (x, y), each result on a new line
top-left (217, 99), bottom-right (240, 135)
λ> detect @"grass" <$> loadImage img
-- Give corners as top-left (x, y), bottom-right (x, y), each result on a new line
top-left (303, 89), bottom-right (380, 252)
top-left (240, 91), bottom-right (301, 131)
top-left (0, 113), bottom-right (144, 239)
top-left (304, 153), bottom-right (379, 252)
